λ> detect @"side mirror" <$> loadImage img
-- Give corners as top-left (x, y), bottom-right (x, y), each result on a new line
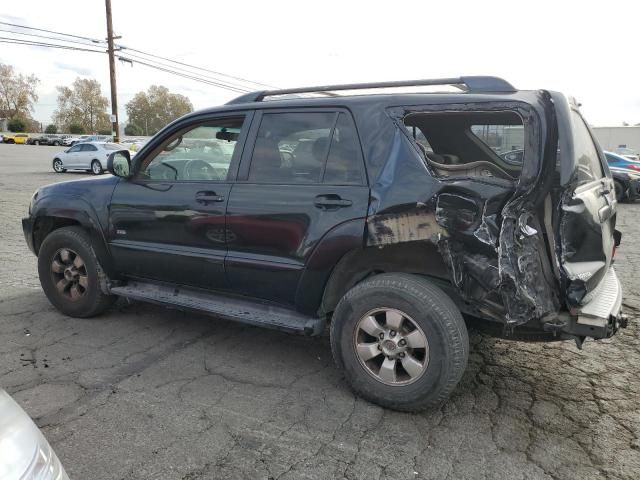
top-left (107, 150), bottom-right (132, 178)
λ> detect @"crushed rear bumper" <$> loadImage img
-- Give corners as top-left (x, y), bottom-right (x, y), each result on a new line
top-left (545, 267), bottom-right (626, 340)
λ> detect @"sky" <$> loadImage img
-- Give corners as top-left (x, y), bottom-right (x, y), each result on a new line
top-left (1, 0), bottom-right (639, 127)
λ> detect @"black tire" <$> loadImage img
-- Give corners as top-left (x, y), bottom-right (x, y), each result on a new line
top-left (52, 158), bottom-right (66, 173)
top-left (614, 179), bottom-right (626, 202)
top-left (330, 273), bottom-right (469, 412)
top-left (91, 160), bottom-right (102, 175)
top-left (34, 140), bottom-right (40, 146)
top-left (52, 141), bottom-right (60, 146)
top-left (7, 139), bottom-right (14, 144)
top-left (37, 226), bottom-right (116, 317)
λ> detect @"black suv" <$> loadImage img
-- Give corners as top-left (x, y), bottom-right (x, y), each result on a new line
top-left (23, 77), bottom-right (625, 411)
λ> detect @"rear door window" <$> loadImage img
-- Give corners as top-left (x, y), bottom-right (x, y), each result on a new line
top-left (571, 111), bottom-right (604, 183)
top-left (248, 111), bottom-right (364, 185)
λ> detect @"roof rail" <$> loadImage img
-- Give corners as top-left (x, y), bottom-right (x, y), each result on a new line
top-left (226, 76), bottom-right (516, 105)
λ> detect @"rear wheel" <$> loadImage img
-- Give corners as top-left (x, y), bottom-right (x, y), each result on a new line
top-left (614, 179), bottom-right (626, 202)
top-left (37, 227), bottom-right (115, 317)
top-left (330, 273), bottom-right (469, 411)
top-left (34, 140), bottom-right (40, 146)
top-left (91, 160), bottom-right (102, 175)
top-left (52, 158), bottom-right (65, 173)
top-left (52, 141), bottom-right (60, 146)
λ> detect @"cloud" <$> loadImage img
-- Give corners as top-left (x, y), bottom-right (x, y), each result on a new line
top-left (54, 62), bottom-right (93, 77)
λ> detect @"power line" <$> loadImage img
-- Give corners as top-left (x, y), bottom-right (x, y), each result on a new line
top-left (0, 20), bottom-right (104, 44)
top-left (0, 20), bottom-right (269, 92)
top-left (118, 46), bottom-right (275, 89)
top-left (120, 51), bottom-right (253, 92)
top-left (0, 38), bottom-right (105, 54)
top-left (0, 28), bottom-right (103, 48)
top-left (116, 55), bottom-right (250, 93)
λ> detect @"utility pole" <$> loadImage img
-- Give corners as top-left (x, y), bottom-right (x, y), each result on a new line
top-left (105, 0), bottom-right (120, 142)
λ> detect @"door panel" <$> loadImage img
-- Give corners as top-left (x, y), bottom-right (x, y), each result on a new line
top-left (226, 109), bottom-right (369, 305)
top-left (109, 181), bottom-right (232, 290)
top-left (225, 184), bottom-right (369, 304)
top-left (107, 115), bottom-right (250, 290)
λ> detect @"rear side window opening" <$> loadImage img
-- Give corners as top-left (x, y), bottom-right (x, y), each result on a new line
top-left (403, 111), bottom-right (525, 182)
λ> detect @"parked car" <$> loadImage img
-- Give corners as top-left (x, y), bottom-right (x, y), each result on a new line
top-left (52, 142), bottom-right (128, 174)
top-left (615, 147), bottom-right (639, 161)
top-left (611, 167), bottom-right (640, 202)
top-left (604, 151), bottom-right (640, 172)
top-left (0, 389), bottom-right (69, 480)
top-left (26, 134), bottom-right (64, 146)
top-left (3, 133), bottom-right (29, 144)
top-left (23, 76), bottom-right (627, 411)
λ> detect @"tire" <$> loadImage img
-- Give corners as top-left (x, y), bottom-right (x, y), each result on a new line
top-left (52, 158), bottom-right (65, 173)
top-left (7, 139), bottom-right (14, 144)
top-left (37, 226), bottom-right (115, 318)
top-left (91, 160), bottom-right (102, 175)
top-left (614, 179), bottom-right (626, 202)
top-left (330, 273), bottom-right (469, 412)
top-left (53, 141), bottom-right (60, 146)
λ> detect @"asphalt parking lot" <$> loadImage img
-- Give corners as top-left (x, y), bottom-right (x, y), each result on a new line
top-left (1, 144), bottom-right (639, 480)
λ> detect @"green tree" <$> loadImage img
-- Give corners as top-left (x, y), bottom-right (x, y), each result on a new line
top-left (125, 85), bottom-right (193, 135)
top-left (53, 78), bottom-right (110, 133)
top-left (124, 123), bottom-right (142, 136)
top-left (44, 124), bottom-right (57, 134)
top-left (7, 117), bottom-right (26, 132)
top-left (69, 123), bottom-right (85, 134)
top-left (0, 63), bottom-right (39, 119)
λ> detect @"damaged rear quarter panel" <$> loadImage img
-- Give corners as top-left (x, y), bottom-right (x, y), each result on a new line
top-left (364, 96), bottom-right (560, 328)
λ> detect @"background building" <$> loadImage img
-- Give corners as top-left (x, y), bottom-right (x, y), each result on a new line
top-left (592, 126), bottom-right (640, 154)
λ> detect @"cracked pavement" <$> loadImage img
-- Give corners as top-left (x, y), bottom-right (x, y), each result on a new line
top-left (1, 144), bottom-right (639, 479)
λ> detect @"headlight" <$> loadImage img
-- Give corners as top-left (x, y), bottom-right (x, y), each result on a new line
top-left (0, 390), bottom-right (69, 480)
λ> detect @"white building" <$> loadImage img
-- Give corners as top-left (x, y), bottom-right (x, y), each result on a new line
top-left (592, 126), bottom-right (640, 154)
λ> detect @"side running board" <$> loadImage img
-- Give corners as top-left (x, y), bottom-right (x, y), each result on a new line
top-left (110, 281), bottom-right (325, 336)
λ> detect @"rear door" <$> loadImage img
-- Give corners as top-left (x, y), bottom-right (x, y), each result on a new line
top-left (225, 109), bottom-right (369, 305)
top-left (552, 94), bottom-right (617, 305)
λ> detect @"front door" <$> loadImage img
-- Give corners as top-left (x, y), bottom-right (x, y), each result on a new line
top-left (226, 110), bottom-right (370, 305)
top-left (108, 115), bottom-right (250, 290)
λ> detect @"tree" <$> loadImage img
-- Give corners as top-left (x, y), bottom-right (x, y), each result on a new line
top-left (0, 63), bottom-right (39, 119)
top-left (125, 85), bottom-right (193, 135)
top-left (69, 123), bottom-right (85, 134)
top-left (7, 118), bottom-right (26, 132)
top-left (124, 123), bottom-right (142, 136)
top-left (45, 124), bottom-right (57, 134)
top-left (53, 78), bottom-right (110, 133)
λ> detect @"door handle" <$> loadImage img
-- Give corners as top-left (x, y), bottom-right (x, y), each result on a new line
top-left (314, 194), bottom-right (352, 210)
top-left (196, 191), bottom-right (225, 203)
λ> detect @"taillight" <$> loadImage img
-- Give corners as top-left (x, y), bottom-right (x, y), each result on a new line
top-left (626, 164), bottom-right (640, 171)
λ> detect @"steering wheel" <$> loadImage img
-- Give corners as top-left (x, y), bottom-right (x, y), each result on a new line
top-left (184, 159), bottom-right (217, 180)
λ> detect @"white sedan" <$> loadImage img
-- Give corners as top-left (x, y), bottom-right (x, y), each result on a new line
top-left (52, 142), bottom-right (127, 175)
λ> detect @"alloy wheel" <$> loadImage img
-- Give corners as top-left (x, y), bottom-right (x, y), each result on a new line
top-left (53, 160), bottom-right (63, 172)
top-left (92, 161), bottom-right (101, 174)
top-left (50, 248), bottom-right (89, 301)
top-left (354, 308), bottom-right (429, 386)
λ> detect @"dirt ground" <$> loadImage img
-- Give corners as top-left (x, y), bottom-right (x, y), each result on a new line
top-left (1, 144), bottom-right (639, 480)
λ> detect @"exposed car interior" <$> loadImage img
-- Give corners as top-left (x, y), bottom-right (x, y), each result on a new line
top-left (404, 111), bottom-right (525, 182)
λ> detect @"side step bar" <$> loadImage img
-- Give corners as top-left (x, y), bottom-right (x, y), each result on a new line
top-left (110, 281), bottom-right (325, 336)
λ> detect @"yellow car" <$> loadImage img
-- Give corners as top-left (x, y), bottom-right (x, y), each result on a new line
top-left (3, 133), bottom-right (29, 144)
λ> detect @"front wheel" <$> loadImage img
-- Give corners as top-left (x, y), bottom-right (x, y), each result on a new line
top-left (91, 160), bottom-right (103, 175)
top-left (330, 273), bottom-right (469, 412)
top-left (37, 226), bottom-right (116, 317)
top-left (52, 158), bottom-right (66, 173)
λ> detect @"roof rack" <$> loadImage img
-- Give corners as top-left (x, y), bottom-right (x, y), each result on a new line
top-left (227, 76), bottom-right (516, 105)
